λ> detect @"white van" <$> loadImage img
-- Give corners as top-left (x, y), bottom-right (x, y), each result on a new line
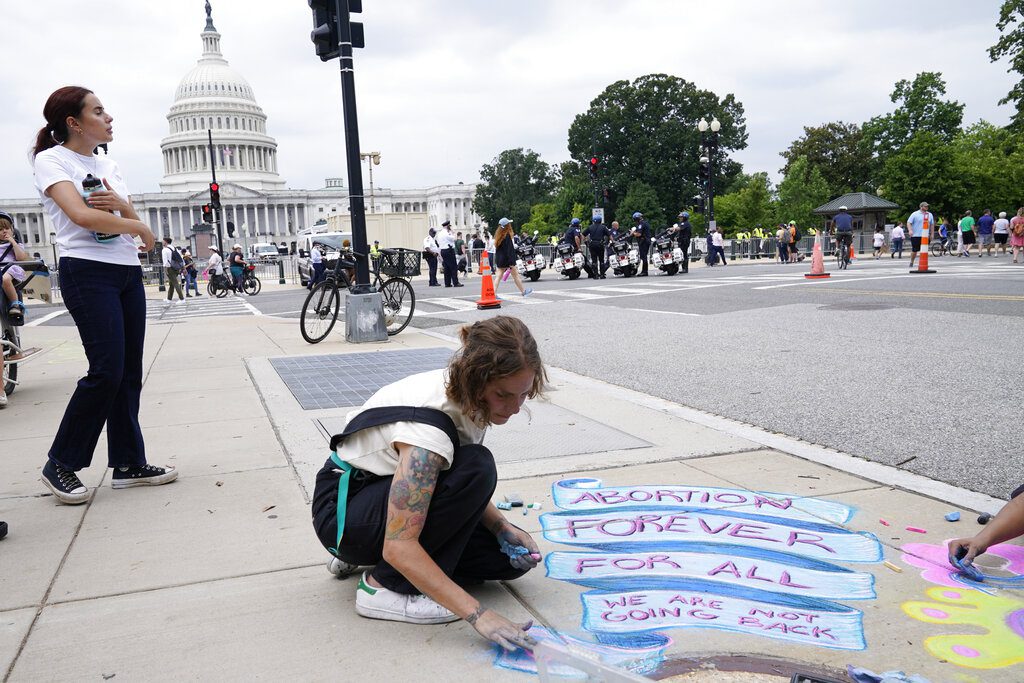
top-left (297, 232), bottom-right (352, 286)
top-left (251, 242), bottom-right (280, 262)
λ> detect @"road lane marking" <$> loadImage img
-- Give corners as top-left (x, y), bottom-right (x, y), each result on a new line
top-left (819, 288), bottom-right (1024, 302)
top-left (26, 310), bottom-right (67, 326)
top-left (623, 307), bottom-right (702, 317)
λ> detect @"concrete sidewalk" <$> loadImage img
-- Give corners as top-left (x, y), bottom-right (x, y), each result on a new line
top-left (1, 312), bottom-right (1022, 682)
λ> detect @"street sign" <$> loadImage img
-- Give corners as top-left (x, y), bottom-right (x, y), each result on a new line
top-left (591, 207), bottom-right (605, 222)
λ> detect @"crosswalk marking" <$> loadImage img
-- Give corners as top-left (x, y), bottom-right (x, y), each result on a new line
top-left (583, 286), bottom-right (661, 295)
top-left (146, 295), bottom-right (253, 321)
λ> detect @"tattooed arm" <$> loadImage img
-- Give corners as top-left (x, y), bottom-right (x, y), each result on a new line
top-left (381, 442), bottom-right (479, 619)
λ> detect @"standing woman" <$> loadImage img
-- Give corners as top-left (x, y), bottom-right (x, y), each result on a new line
top-left (228, 244), bottom-right (246, 294)
top-left (32, 86), bottom-right (177, 504)
top-left (491, 218), bottom-right (532, 298)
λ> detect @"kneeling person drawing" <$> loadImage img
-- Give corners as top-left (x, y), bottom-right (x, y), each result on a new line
top-left (312, 316), bottom-right (544, 651)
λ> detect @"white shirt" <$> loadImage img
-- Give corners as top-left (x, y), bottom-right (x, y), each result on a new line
top-left (33, 145), bottom-right (140, 267)
top-left (335, 368), bottom-right (486, 476)
top-left (435, 229), bottom-right (456, 251)
top-left (891, 226), bottom-right (905, 240)
top-left (873, 233), bottom-right (885, 247)
top-left (162, 245), bottom-right (175, 268)
top-left (207, 251), bottom-right (224, 274)
top-left (711, 232), bottom-right (723, 247)
top-left (994, 218), bottom-right (1010, 234)
top-left (422, 235), bottom-right (439, 254)
top-left (310, 246), bottom-right (323, 264)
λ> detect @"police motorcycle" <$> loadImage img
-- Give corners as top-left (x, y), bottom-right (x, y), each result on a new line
top-left (649, 228), bottom-right (684, 275)
top-left (607, 234), bottom-right (640, 277)
top-left (551, 239), bottom-right (584, 280)
top-left (514, 230), bottom-right (546, 282)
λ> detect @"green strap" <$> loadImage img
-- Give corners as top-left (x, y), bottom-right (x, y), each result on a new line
top-left (328, 452), bottom-right (353, 556)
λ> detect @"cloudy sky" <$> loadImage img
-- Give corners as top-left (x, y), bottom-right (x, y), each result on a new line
top-left (0, 1), bottom-right (1015, 200)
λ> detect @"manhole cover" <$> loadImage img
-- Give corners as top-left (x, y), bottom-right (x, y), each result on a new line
top-left (819, 302), bottom-right (895, 311)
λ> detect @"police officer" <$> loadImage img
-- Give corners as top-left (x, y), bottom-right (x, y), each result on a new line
top-left (583, 216), bottom-right (611, 279)
top-left (422, 228), bottom-right (441, 286)
top-left (563, 217), bottom-right (583, 251)
top-left (672, 211), bottom-right (692, 273)
top-left (630, 212), bottom-right (651, 276)
top-left (436, 220), bottom-right (463, 288)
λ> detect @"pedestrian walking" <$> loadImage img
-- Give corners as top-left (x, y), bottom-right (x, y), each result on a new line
top-left (711, 225), bottom-right (727, 265)
top-left (776, 224), bottom-right (789, 263)
top-left (907, 201), bottom-right (934, 269)
top-left (890, 223), bottom-right (905, 259)
top-left (436, 221), bottom-right (462, 288)
top-left (958, 210), bottom-right (976, 257)
top-left (872, 226), bottom-right (885, 259)
top-left (994, 212), bottom-right (1010, 256)
top-left (422, 228), bottom-right (440, 287)
top-left (182, 248), bottom-right (201, 297)
top-left (788, 221), bottom-right (800, 262)
top-left (631, 212), bottom-right (651, 275)
top-left (1011, 208), bottom-right (1024, 263)
top-left (976, 209), bottom-right (995, 257)
top-left (455, 231), bottom-right (469, 279)
top-left (471, 232), bottom-right (484, 273)
top-left (492, 218), bottom-right (532, 298)
top-left (312, 316), bottom-right (544, 651)
top-left (308, 240), bottom-right (325, 290)
top-left (161, 237), bottom-right (185, 302)
top-left (32, 85), bottom-right (176, 504)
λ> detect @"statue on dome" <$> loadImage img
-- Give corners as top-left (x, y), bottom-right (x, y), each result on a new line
top-left (205, 1), bottom-right (212, 20)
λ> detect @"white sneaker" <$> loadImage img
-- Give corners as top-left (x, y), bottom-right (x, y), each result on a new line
top-left (326, 556), bottom-right (358, 578)
top-left (354, 572), bottom-right (459, 624)
top-left (0, 389), bottom-right (7, 408)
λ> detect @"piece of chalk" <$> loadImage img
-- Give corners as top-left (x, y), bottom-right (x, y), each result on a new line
top-left (906, 526), bottom-right (927, 534)
top-left (496, 501), bottom-right (512, 510)
top-left (527, 502), bottom-right (542, 510)
top-left (505, 493), bottom-right (524, 507)
top-left (883, 560), bottom-right (903, 573)
top-left (945, 511), bottom-right (961, 522)
top-left (522, 509), bottom-right (528, 515)
top-left (879, 519), bottom-right (890, 526)
top-left (978, 513), bottom-right (992, 525)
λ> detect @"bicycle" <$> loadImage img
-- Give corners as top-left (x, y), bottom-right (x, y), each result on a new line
top-left (300, 247), bottom-right (418, 343)
top-left (1, 260), bottom-right (49, 396)
top-left (207, 270), bottom-right (232, 298)
top-left (930, 235), bottom-right (956, 257)
top-left (834, 232), bottom-right (852, 270)
top-left (242, 264), bottom-right (261, 296)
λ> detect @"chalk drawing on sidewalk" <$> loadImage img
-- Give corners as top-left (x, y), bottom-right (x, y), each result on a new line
top-left (538, 477), bottom-right (882, 657)
top-left (493, 627), bottom-right (671, 679)
top-left (900, 542), bottom-right (1024, 670)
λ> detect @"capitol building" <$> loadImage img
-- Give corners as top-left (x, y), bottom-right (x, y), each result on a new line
top-left (3, 5), bottom-right (479, 259)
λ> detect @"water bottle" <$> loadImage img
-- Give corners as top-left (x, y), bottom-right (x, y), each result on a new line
top-left (82, 174), bottom-right (118, 243)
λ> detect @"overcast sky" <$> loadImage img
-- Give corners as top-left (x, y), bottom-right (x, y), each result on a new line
top-left (0, 1), bottom-right (1015, 200)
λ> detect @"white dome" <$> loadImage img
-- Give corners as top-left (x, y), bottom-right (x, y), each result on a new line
top-left (159, 5), bottom-right (285, 193)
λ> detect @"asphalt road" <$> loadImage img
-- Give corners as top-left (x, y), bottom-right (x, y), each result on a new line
top-left (24, 252), bottom-right (1024, 499)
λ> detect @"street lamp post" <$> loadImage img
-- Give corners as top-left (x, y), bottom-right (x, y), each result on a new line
top-left (360, 152), bottom-right (381, 214)
top-left (697, 117), bottom-right (721, 231)
top-left (48, 232), bottom-right (57, 271)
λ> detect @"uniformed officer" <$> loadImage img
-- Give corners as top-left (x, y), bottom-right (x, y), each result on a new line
top-left (436, 220), bottom-right (463, 287)
top-left (630, 212), bottom-right (652, 276)
top-left (607, 221), bottom-right (621, 263)
top-left (563, 218), bottom-right (582, 251)
top-left (583, 216), bottom-right (611, 279)
top-left (672, 211), bottom-right (693, 273)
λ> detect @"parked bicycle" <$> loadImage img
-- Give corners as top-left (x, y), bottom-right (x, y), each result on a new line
top-left (300, 247), bottom-right (418, 343)
top-left (1, 260), bottom-right (49, 396)
top-left (241, 263), bottom-right (261, 296)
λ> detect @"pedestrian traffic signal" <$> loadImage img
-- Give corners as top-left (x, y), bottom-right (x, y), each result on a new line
top-left (589, 156), bottom-right (599, 180)
top-left (201, 204), bottom-right (213, 223)
top-left (209, 182), bottom-right (221, 210)
top-left (226, 221), bottom-right (236, 239)
top-left (309, 0), bottom-right (363, 61)
top-left (698, 157), bottom-right (710, 183)
top-left (695, 197), bottom-right (706, 214)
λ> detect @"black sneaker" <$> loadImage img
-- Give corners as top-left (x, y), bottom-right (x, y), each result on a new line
top-left (111, 463), bottom-right (178, 489)
top-left (0, 521), bottom-right (7, 540)
top-left (41, 460), bottom-right (90, 505)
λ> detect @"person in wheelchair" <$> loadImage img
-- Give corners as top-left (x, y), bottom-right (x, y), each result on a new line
top-left (0, 212), bottom-right (30, 323)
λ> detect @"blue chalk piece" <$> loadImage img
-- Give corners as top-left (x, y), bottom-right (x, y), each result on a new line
top-left (945, 511), bottom-right (961, 522)
top-left (499, 538), bottom-right (530, 559)
top-left (496, 501), bottom-right (512, 510)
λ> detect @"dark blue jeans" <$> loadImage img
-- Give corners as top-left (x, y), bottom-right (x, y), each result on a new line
top-left (49, 258), bottom-right (147, 471)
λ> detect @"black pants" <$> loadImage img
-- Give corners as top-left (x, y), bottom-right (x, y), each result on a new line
top-left (588, 244), bottom-right (606, 277)
top-left (680, 243), bottom-right (689, 271)
top-left (639, 240), bottom-right (650, 274)
top-left (441, 248), bottom-right (460, 286)
top-left (312, 444), bottom-right (525, 594)
top-left (424, 253), bottom-right (439, 285)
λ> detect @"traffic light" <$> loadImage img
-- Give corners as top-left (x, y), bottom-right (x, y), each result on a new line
top-left (309, 0), bottom-right (363, 62)
top-left (695, 197), bottom-right (706, 214)
top-left (201, 204), bottom-right (213, 224)
top-left (698, 157), bottom-right (710, 184)
top-left (226, 221), bottom-right (236, 239)
top-left (209, 182), bottom-right (221, 210)
top-left (589, 156), bottom-right (599, 180)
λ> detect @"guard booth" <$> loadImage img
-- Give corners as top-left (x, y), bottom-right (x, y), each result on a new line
top-left (813, 192), bottom-right (899, 253)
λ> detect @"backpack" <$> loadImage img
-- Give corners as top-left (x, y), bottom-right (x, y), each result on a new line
top-left (169, 248), bottom-right (184, 272)
top-left (1013, 219), bottom-right (1024, 237)
top-left (792, 226), bottom-right (801, 242)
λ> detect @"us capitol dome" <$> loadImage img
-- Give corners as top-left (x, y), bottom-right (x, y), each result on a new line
top-left (159, 4), bottom-right (284, 192)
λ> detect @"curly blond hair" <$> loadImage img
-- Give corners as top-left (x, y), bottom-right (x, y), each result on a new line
top-left (446, 316), bottom-right (546, 424)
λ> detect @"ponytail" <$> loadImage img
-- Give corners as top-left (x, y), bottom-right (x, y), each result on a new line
top-left (32, 86), bottom-right (93, 158)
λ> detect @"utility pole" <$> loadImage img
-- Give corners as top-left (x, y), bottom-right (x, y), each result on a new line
top-left (207, 130), bottom-right (224, 252)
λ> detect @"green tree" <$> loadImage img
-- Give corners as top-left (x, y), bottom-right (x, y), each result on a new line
top-left (989, 0), bottom-right (1024, 130)
top-left (877, 131), bottom-right (964, 220)
top-left (733, 172), bottom-right (775, 230)
top-left (776, 157), bottom-right (830, 230)
top-left (552, 161), bottom-right (593, 226)
top-left (863, 72), bottom-right (965, 163)
top-left (521, 202), bottom-right (561, 239)
top-left (567, 74), bottom-right (748, 227)
top-left (780, 121), bottom-right (875, 195)
top-left (616, 181), bottom-right (663, 228)
top-left (949, 121), bottom-right (1024, 213)
top-left (473, 148), bottom-right (556, 228)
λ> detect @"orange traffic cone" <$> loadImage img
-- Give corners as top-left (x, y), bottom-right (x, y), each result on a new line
top-left (910, 214), bottom-right (936, 274)
top-left (849, 243), bottom-right (856, 261)
top-left (476, 250), bottom-right (501, 310)
top-left (805, 232), bottom-right (831, 279)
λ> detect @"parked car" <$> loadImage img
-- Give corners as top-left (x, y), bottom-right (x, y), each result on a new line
top-left (297, 232), bottom-right (352, 286)
top-left (251, 242), bottom-right (280, 263)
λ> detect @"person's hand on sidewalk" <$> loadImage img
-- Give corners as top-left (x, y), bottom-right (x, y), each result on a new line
top-left (496, 523), bottom-right (541, 571)
top-left (947, 536), bottom-right (989, 565)
top-left (466, 606), bottom-right (537, 651)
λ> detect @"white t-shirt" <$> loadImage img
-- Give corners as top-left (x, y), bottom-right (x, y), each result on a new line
top-left (994, 218), bottom-right (1010, 234)
top-left (873, 233), bottom-right (885, 247)
top-left (711, 232), bottom-right (723, 247)
top-left (891, 226), bottom-right (905, 240)
top-left (310, 246), bottom-right (323, 264)
top-left (335, 368), bottom-right (486, 476)
top-left (33, 145), bottom-right (140, 266)
top-left (207, 251), bottom-right (224, 274)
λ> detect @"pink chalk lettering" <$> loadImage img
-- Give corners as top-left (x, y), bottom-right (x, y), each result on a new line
top-left (662, 515), bottom-right (691, 533)
top-left (728, 522), bottom-right (780, 543)
top-left (714, 493), bottom-right (747, 504)
top-left (778, 572), bottom-right (812, 589)
top-left (752, 495), bottom-right (793, 511)
top-left (738, 616), bottom-right (762, 627)
top-left (812, 627), bottom-right (836, 640)
top-left (745, 565), bottom-right (775, 583)
top-left (598, 519), bottom-right (638, 537)
top-left (708, 561), bottom-right (742, 579)
top-left (567, 492), bottom-right (601, 506)
top-left (697, 518), bottom-right (732, 535)
top-left (653, 490), bottom-right (685, 504)
top-left (574, 557), bottom-right (607, 574)
top-left (786, 531), bottom-right (836, 554)
top-left (565, 517), bottom-right (600, 538)
top-left (688, 609), bottom-right (720, 620)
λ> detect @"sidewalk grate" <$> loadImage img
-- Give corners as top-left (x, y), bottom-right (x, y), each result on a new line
top-left (269, 348), bottom-right (453, 410)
